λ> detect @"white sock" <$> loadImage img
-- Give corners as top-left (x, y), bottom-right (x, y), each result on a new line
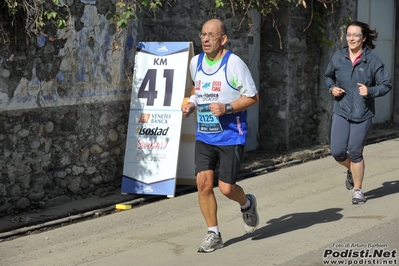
top-left (208, 226), bottom-right (219, 235)
top-left (241, 198), bottom-right (251, 210)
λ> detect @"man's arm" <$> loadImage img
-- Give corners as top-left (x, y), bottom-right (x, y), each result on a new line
top-left (181, 86), bottom-right (196, 117)
top-left (229, 94), bottom-right (259, 113)
top-left (209, 94), bottom-right (259, 117)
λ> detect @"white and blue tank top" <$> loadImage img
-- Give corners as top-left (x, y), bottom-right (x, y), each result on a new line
top-left (189, 50), bottom-right (258, 146)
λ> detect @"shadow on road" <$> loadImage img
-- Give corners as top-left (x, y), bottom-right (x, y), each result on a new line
top-left (365, 180), bottom-right (399, 200)
top-left (223, 208), bottom-right (343, 247)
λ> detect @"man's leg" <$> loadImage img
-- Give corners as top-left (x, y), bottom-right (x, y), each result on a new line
top-left (196, 170), bottom-right (218, 227)
top-left (196, 169), bottom-right (224, 253)
top-left (195, 141), bottom-right (224, 252)
top-left (217, 144), bottom-right (259, 233)
top-left (218, 181), bottom-right (247, 205)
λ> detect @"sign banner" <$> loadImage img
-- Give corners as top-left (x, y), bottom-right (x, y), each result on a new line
top-left (122, 42), bottom-right (194, 197)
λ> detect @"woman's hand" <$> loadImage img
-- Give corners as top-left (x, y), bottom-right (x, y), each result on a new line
top-left (357, 83), bottom-right (369, 97)
top-left (331, 87), bottom-right (346, 97)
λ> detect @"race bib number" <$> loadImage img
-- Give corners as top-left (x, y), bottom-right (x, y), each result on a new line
top-left (197, 104), bottom-right (223, 133)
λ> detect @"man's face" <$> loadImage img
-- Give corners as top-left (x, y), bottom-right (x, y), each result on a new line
top-left (200, 20), bottom-right (227, 58)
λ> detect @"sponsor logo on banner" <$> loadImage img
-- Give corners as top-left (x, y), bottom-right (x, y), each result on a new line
top-left (138, 114), bottom-right (151, 123)
top-left (138, 114), bottom-right (171, 124)
top-left (157, 46), bottom-right (168, 52)
top-left (137, 140), bottom-right (169, 150)
top-left (135, 151), bottom-right (168, 162)
top-left (150, 113), bottom-right (171, 124)
top-left (137, 126), bottom-right (169, 136)
top-left (143, 186), bottom-right (154, 192)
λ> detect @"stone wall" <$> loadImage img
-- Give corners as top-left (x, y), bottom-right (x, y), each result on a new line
top-left (0, 0), bottom-right (135, 111)
top-left (0, 103), bottom-right (129, 212)
top-left (0, 0), bottom-right (135, 215)
top-left (136, 1), bottom-right (250, 58)
top-left (259, 3), bottom-right (321, 151)
top-left (259, 1), bottom-right (358, 151)
top-left (0, 0), bottom-right (361, 215)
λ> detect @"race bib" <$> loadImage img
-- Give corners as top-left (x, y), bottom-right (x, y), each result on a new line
top-left (197, 104), bottom-right (223, 133)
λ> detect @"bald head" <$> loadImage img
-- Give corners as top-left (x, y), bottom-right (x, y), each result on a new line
top-left (203, 19), bottom-right (227, 36)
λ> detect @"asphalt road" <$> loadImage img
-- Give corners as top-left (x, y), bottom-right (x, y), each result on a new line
top-left (1, 138), bottom-right (398, 266)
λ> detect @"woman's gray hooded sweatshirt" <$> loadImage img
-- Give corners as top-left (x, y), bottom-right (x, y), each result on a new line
top-left (324, 47), bottom-right (391, 122)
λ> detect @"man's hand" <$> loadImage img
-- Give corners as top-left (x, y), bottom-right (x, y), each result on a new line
top-left (209, 102), bottom-right (225, 117)
top-left (181, 102), bottom-right (196, 117)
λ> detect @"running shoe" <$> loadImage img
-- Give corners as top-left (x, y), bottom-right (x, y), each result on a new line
top-left (352, 189), bottom-right (366, 204)
top-left (345, 170), bottom-right (354, 190)
top-left (242, 194), bottom-right (259, 233)
top-left (197, 231), bottom-right (223, 253)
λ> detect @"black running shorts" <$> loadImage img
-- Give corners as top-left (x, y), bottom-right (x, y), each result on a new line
top-left (194, 140), bottom-right (244, 184)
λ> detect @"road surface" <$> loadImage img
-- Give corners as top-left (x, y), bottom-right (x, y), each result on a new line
top-left (1, 138), bottom-right (398, 266)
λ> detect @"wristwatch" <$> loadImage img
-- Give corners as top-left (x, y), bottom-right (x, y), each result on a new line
top-left (328, 87), bottom-right (333, 94)
top-left (225, 103), bottom-right (234, 114)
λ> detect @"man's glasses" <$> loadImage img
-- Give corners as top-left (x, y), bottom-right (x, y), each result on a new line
top-left (346, 33), bottom-right (363, 39)
top-left (199, 32), bottom-right (223, 40)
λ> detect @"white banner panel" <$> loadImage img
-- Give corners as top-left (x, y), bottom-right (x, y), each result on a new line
top-left (122, 42), bottom-right (194, 197)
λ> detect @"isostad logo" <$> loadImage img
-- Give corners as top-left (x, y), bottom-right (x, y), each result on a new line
top-left (138, 114), bottom-right (151, 123)
top-left (137, 126), bottom-right (169, 136)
